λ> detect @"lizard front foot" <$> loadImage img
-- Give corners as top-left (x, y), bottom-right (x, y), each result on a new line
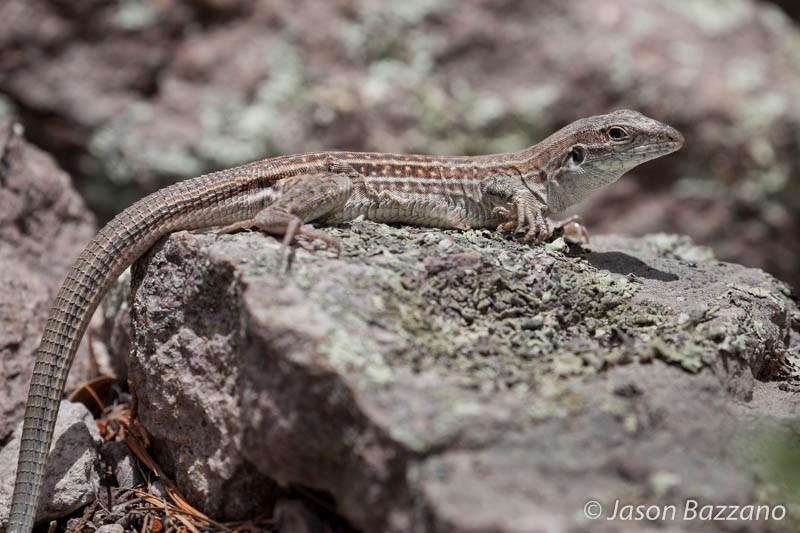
top-left (492, 191), bottom-right (551, 243)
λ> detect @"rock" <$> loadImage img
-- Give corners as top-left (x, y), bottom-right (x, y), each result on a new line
top-left (0, 401), bottom-right (101, 528)
top-left (0, 0), bottom-right (798, 287)
top-left (127, 224), bottom-right (800, 532)
top-left (99, 441), bottom-right (144, 492)
top-left (96, 525), bottom-right (125, 533)
top-left (771, 0), bottom-right (800, 22)
top-left (0, 120), bottom-right (97, 442)
top-left (2, 0), bottom-right (800, 529)
top-left (274, 499), bottom-right (329, 533)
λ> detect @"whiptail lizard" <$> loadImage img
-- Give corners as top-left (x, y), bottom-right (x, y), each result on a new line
top-left (6, 109), bottom-right (683, 531)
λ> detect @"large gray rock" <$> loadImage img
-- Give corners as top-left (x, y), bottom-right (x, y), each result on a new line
top-left (0, 401), bottom-right (101, 528)
top-left (1, 0), bottom-right (798, 287)
top-left (127, 224), bottom-right (800, 532)
top-left (0, 121), bottom-right (97, 441)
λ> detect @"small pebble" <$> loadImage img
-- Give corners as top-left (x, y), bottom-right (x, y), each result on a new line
top-left (544, 237), bottom-right (568, 253)
top-left (97, 525), bottom-right (125, 533)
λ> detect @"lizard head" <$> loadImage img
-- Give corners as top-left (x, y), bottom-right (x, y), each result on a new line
top-left (543, 109), bottom-right (683, 213)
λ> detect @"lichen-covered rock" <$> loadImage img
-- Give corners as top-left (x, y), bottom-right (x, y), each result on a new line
top-left (1, 0), bottom-right (798, 287)
top-left (128, 224), bottom-right (800, 532)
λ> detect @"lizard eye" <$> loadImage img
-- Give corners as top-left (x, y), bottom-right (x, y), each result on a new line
top-left (569, 146), bottom-right (585, 165)
top-left (607, 127), bottom-right (629, 141)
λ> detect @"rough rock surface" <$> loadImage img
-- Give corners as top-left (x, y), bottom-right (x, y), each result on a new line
top-left (0, 401), bottom-right (101, 527)
top-left (128, 225), bottom-right (800, 533)
top-left (0, 0), bottom-right (798, 288)
top-left (0, 121), bottom-right (97, 441)
top-left (1, 0), bottom-right (799, 529)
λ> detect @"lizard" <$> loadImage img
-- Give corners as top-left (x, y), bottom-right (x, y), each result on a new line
top-left (6, 109), bottom-right (683, 532)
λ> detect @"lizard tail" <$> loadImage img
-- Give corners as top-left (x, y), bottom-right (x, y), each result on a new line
top-left (6, 169), bottom-right (266, 532)
top-left (6, 199), bottom-right (178, 531)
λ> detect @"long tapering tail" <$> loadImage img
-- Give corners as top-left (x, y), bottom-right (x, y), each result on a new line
top-left (6, 168), bottom-right (265, 531)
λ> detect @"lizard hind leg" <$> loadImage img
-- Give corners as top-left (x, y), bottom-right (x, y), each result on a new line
top-left (219, 171), bottom-right (353, 253)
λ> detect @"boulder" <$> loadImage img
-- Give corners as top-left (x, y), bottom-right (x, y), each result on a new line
top-left (0, 401), bottom-right (101, 527)
top-left (0, 0), bottom-right (798, 286)
top-left (127, 224), bottom-right (800, 532)
top-left (0, 121), bottom-right (96, 441)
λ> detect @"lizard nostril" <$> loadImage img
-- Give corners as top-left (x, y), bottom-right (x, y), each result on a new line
top-left (666, 128), bottom-right (684, 146)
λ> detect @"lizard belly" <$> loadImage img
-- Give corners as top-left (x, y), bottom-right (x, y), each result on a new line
top-left (320, 174), bottom-right (502, 229)
top-left (324, 192), bottom-right (500, 229)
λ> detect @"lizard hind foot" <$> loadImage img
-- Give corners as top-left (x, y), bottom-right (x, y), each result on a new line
top-left (215, 214), bottom-right (341, 256)
top-left (254, 210), bottom-right (341, 257)
top-left (283, 219), bottom-right (342, 256)
top-left (216, 220), bottom-right (256, 236)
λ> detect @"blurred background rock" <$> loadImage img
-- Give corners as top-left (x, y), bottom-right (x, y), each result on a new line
top-left (0, 0), bottom-right (798, 289)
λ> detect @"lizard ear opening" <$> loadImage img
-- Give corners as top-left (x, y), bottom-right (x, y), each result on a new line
top-left (569, 146), bottom-right (585, 165)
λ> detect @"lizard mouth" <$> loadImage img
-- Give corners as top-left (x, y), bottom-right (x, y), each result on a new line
top-left (630, 138), bottom-right (683, 156)
top-left (631, 126), bottom-right (684, 156)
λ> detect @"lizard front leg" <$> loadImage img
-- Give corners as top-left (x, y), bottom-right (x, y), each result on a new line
top-left (480, 175), bottom-right (551, 243)
top-left (219, 171), bottom-right (353, 250)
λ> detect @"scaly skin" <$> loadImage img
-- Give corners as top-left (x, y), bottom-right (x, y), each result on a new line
top-left (7, 110), bottom-right (682, 531)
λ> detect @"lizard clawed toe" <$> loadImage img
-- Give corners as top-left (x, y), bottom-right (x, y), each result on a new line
top-left (494, 192), bottom-right (551, 243)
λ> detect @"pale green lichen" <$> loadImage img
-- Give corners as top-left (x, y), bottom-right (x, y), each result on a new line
top-left (728, 283), bottom-right (788, 313)
top-left (322, 327), bottom-right (395, 385)
top-left (732, 420), bottom-right (800, 523)
top-left (337, 0), bottom-right (450, 61)
top-left (196, 41), bottom-right (307, 167)
top-left (726, 58), bottom-right (767, 93)
top-left (113, 0), bottom-right (158, 31)
top-left (89, 102), bottom-right (167, 184)
top-left (742, 92), bottom-right (791, 132)
top-left (87, 36), bottom-right (309, 213)
top-left (665, 0), bottom-right (753, 36)
top-left (644, 233), bottom-right (715, 263)
top-left (273, 220), bottom-right (796, 387)
top-left (332, 0), bottom-right (555, 157)
top-left (0, 92), bottom-right (16, 121)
